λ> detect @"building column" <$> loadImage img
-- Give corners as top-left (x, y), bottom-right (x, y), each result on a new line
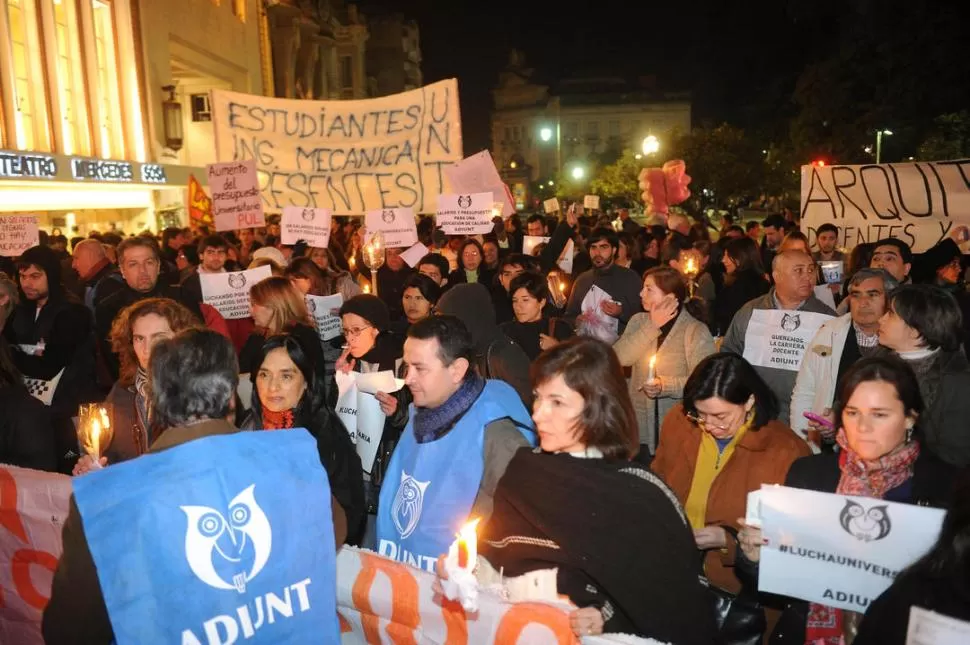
top-left (0, 0), bottom-right (21, 147)
top-left (295, 22), bottom-right (320, 99)
top-left (266, 4), bottom-right (301, 98)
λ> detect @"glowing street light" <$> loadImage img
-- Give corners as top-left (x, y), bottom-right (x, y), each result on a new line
top-left (642, 135), bottom-right (660, 156)
top-left (875, 129), bottom-right (893, 164)
top-left (571, 166), bottom-right (585, 180)
top-left (539, 126), bottom-right (553, 142)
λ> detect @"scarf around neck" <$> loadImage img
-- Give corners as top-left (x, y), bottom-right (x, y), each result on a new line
top-left (261, 407), bottom-right (295, 430)
top-left (133, 367), bottom-right (150, 453)
top-left (805, 428), bottom-right (920, 644)
top-left (412, 374), bottom-right (485, 443)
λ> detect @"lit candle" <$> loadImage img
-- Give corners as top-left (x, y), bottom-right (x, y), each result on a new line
top-left (363, 283), bottom-right (370, 294)
top-left (647, 354), bottom-right (657, 382)
top-left (455, 518), bottom-right (480, 571)
top-left (558, 281), bottom-right (566, 294)
top-left (686, 257), bottom-right (697, 275)
top-left (349, 256), bottom-right (356, 270)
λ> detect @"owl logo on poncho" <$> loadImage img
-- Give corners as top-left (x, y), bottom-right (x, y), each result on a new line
top-left (391, 471), bottom-right (430, 539)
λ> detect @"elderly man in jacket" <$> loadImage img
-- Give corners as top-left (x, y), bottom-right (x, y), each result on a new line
top-left (789, 268), bottom-right (898, 443)
top-left (721, 250), bottom-right (836, 422)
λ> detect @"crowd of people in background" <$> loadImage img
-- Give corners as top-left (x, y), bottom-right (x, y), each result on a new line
top-left (1, 204), bottom-right (969, 645)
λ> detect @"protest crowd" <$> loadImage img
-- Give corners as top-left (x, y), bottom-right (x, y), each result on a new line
top-left (3, 175), bottom-right (970, 645)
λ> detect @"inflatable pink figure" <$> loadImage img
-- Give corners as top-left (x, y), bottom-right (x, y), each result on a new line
top-left (638, 160), bottom-right (692, 214)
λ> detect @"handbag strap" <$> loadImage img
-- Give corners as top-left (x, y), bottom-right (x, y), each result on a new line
top-left (547, 317), bottom-right (558, 338)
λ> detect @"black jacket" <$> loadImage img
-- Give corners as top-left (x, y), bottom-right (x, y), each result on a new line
top-left (764, 451), bottom-right (958, 644)
top-left (0, 386), bottom-right (57, 471)
top-left (712, 269), bottom-right (770, 337)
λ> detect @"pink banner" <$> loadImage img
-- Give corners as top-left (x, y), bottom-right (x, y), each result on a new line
top-left (0, 466), bottom-right (71, 645)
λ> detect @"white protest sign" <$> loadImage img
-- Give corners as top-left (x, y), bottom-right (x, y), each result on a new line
top-left (364, 207), bottom-right (418, 248)
top-left (210, 79), bottom-right (462, 215)
top-left (334, 370), bottom-right (403, 474)
top-left (306, 293), bottom-right (343, 342)
top-left (399, 242), bottom-right (429, 267)
top-left (281, 206), bottom-right (331, 247)
top-left (742, 309), bottom-right (833, 372)
top-left (578, 284), bottom-right (619, 343)
top-left (523, 235), bottom-right (574, 273)
top-left (758, 485), bottom-right (945, 613)
top-left (906, 607), bottom-right (970, 645)
top-left (584, 195), bottom-right (600, 210)
top-left (543, 197), bottom-right (560, 213)
top-left (207, 159), bottom-right (264, 232)
top-left (800, 160), bottom-right (970, 252)
top-left (436, 192), bottom-right (494, 235)
top-left (0, 215), bottom-right (39, 257)
top-left (814, 284), bottom-right (837, 310)
top-left (199, 265), bottom-right (272, 319)
top-left (443, 150), bottom-right (516, 219)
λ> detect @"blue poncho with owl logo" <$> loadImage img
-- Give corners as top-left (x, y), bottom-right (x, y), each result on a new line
top-left (73, 429), bottom-right (338, 645)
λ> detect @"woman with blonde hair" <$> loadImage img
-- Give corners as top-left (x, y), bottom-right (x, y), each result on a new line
top-left (239, 276), bottom-right (330, 402)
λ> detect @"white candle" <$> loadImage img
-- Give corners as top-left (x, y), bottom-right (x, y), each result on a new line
top-left (647, 354), bottom-right (657, 382)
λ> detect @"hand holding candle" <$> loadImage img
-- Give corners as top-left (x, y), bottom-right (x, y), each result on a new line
top-left (77, 404), bottom-right (113, 469)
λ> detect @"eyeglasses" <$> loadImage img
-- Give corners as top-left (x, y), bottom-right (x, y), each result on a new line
top-left (686, 411), bottom-right (731, 432)
top-left (342, 325), bottom-right (372, 338)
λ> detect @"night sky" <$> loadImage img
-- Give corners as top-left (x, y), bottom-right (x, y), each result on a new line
top-left (359, 0), bottom-right (842, 152)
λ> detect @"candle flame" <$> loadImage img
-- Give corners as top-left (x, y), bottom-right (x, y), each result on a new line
top-left (686, 258), bottom-right (697, 273)
top-left (92, 418), bottom-right (101, 448)
top-left (363, 284), bottom-right (370, 294)
top-left (559, 281), bottom-right (566, 293)
top-left (456, 517), bottom-right (480, 569)
top-left (649, 355), bottom-right (657, 369)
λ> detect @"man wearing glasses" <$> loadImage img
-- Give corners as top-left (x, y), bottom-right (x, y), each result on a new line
top-left (790, 268), bottom-right (898, 445)
top-left (722, 250), bottom-right (836, 423)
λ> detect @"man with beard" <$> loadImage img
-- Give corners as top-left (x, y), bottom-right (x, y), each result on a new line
top-left (563, 227), bottom-right (642, 337)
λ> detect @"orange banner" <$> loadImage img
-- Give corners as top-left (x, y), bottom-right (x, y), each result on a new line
top-left (187, 174), bottom-right (213, 232)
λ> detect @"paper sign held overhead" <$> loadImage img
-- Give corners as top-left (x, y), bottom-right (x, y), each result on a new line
top-left (281, 206), bottom-right (332, 247)
top-left (800, 160), bottom-right (970, 252)
top-left (443, 150), bottom-right (516, 219)
top-left (399, 242), bottom-right (429, 267)
top-left (210, 79), bottom-right (463, 215)
top-left (208, 159), bottom-right (265, 232)
top-left (200, 265), bottom-right (272, 319)
top-left (0, 215), bottom-right (39, 257)
top-left (543, 197), bottom-right (560, 213)
top-left (363, 207), bottom-right (418, 248)
top-left (584, 195), bottom-right (600, 210)
top-left (436, 192), bottom-right (495, 235)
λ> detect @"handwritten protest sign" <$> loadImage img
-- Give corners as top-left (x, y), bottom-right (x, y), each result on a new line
top-left (0, 215), bottom-right (39, 257)
top-left (436, 192), bottom-right (494, 235)
top-left (759, 485), bottom-right (945, 612)
top-left (200, 265), bottom-right (272, 319)
top-left (742, 309), bottom-right (833, 372)
top-left (584, 195), bottom-right (600, 210)
top-left (543, 198), bottom-right (560, 214)
top-left (0, 466), bottom-right (71, 645)
top-left (282, 206), bottom-right (332, 247)
top-left (208, 159), bottom-right (265, 232)
top-left (210, 79), bottom-right (463, 215)
top-left (306, 293), bottom-right (343, 342)
top-left (800, 160), bottom-right (970, 252)
top-left (336, 547), bottom-right (659, 644)
top-left (443, 150), bottom-right (515, 218)
top-left (364, 208), bottom-right (418, 248)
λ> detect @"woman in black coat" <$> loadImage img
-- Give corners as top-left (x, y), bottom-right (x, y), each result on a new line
top-left (712, 237), bottom-right (770, 337)
top-left (735, 356), bottom-right (958, 643)
top-left (240, 333), bottom-right (366, 544)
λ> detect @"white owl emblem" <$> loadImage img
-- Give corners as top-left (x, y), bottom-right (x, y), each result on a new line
top-left (391, 471), bottom-right (430, 539)
top-left (181, 484), bottom-right (273, 593)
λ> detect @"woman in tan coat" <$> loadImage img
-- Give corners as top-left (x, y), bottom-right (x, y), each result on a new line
top-left (651, 352), bottom-right (811, 595)
top-left (613, 266), bottom-right (715, 452)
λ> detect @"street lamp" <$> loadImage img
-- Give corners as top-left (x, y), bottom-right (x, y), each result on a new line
top-left (539, 127), bottom-right (553, 142)
top-left (642, 135), bottom-right (660, 156)
top-left (571, 166), bottom-right (585, 180)
top-left (875, 129), bottom-right (893, 164)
